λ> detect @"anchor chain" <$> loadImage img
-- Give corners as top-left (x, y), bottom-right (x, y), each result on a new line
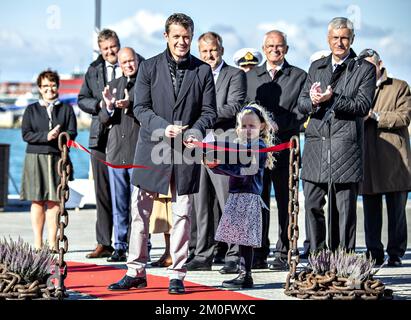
top-left (53, 131), bottom-right (71, 299)
top-left (285, 136), bottom-right (300, 291)
top-left (283, 136), bottom-right (392, 300)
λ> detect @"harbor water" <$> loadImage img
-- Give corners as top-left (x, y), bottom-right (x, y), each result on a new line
top-left (0, 128), bottom-right (90, 195)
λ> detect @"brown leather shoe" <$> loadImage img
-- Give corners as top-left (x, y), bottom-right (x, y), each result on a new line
top-left (151, 254), bottom-right (172, 267)
top-left (86, 244), bottom-right (114, 258)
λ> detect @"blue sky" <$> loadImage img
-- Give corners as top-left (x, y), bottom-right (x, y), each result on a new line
top-left (1, 0), bottom-right (410, 83)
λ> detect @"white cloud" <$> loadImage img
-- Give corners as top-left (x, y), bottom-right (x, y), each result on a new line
top-left (109, 10), bottom-right (166, 43)
top-left (105, 10), bottom-right (168, 59)
top-left (0, 30), bottom-right (91, 82)
top-left (257, 20), bottom-right (321, 69)
top-left (205, 25), bottom-right (245, 63)
top-left (0, 30), bottom-right (25, 49)
top-left (379, 36), bottom-right (399, 54)
top-left (258, 21), bottom-right (299, 39)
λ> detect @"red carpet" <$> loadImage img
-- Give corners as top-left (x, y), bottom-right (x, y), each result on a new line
top-left (66, 262), bottom-right (262, 300)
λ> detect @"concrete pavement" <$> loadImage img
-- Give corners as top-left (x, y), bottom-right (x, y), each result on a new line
top-left (1, 195), bottom-right (410, 300)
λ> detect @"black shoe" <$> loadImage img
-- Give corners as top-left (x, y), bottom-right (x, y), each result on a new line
top-left (252, 258), bottom-right (268, 269)
top-left (269, 257), bottom-right (288, 271)
top-left (366, 251), bottom-right (384, 266)
top-left (185, 258), bottom-right (212, 271)
top-left (222, 271), bottom-right (253, 289)
top-left (168, 279), bottom-right (185, 294)
top-left (107, 275), bottom-right (147, 291)
top-left (213, 256), bottom-right (225, 265)
top-left (219, 261), bottom-right (239, 274)
top-left (388, 256), bottom-right (402, 267)
top-left (107, 250), bottom-right (127, 262)
top-left (186, 252), bottom-right (195, 264)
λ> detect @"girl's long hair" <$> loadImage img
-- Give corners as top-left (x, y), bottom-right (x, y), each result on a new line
top-left (235, 103), bottom-right (276, 169)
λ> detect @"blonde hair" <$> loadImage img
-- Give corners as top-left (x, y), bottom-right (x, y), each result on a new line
top-left (235, 103), bottom-right (276, 169)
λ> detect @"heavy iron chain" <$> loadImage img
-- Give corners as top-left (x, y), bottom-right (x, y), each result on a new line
top-left (0, 264), bottom-right (57, 300)
top-left (283, 136), bottom-right (393, 300)
top-left (284, 270), bottom-right (393, 300)
top-left (0, 133), bottom-right (71, 300)
top-left (285, 136), bottom-right (300, 291)
top-left (53, 131), bottom-right (71, 299)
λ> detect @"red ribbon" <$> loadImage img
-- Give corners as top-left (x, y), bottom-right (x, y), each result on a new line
top-left (66, 139), bottom-right (293, 170)
top-left (192, 141), bottom-right (292, 153)
top-left (67, 140), bottom-right (151, 170)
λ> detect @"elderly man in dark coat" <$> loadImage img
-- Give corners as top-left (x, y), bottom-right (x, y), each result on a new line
top-left (359, 49), bottom-right (411, 267)
top-left (298, 17), bottom-right (376, 253)
top-left (98, 47), bottom-right (144, 263)
top-left (246, 30), bottom-right (307, 270)
top-left (108, 13), bottom-right (217, 295)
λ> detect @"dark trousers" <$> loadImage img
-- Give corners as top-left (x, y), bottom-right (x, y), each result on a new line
top-left (90, 148), bottom-right (113, 247)
top-left (108, 167), bottom-right (133, 251)
top-left (363, 192), bottom-right (408, 260)
top-left (189, 166), bottom-right (239, 264)
top-left (302, 218), bottom-right (311, 255)
top-left (303, 180), bottom-right (358, 252)
top-left (255, 165), bottom-right (290, 260)
top-left (239, 245), bottom-right (253, 272)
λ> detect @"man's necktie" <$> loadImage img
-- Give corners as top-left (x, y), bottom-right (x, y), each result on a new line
top-left (330, 63), bottom-right (346, 89)
top-left (107, 65), bottom-right (115, 83)
top-left (269, 68), bottom-right (277, 80)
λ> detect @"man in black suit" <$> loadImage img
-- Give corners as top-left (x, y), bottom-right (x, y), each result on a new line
top-left (247, 30), bottom-right (307, 270)
top-left (99, 47), bottom-right (144, 262)
top-left (108, 13), bottom-right (217, 294)
top-left (187, 32), bottom-right (246, 273)
top-left (78, 29), bottom-right (122, 258)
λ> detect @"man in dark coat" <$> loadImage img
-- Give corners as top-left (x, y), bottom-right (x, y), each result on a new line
top-left (78, 29), bottom-right (122, 258)
top-left (99, 47), bottom-right (144, 262)
top-left (298, 17), bottom-right (376, 253)
top-left (187, 31), bottom-right (245, 273)
top-left (246, 30), bottom-right (307, 270)
top-left (359, 49), bottom-right (411, 266)
top-left (108, 13), bottom-right (217, 294)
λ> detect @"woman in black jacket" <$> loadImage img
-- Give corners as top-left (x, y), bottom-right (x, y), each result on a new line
top-left (20, 70), bottom-right (77, 251)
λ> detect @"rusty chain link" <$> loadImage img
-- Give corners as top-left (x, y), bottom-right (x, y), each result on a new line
top-left (0, 264), bottom-right (57, 299)
top-left (0, 132), bottom-right (71, 300)
top-left (54, 131), bottom-right (71, 299)
top-left (283, 136), bottom-right (392, 300)
top-left (285, 136), bottom-right (300, 291)
top-left (284, 270), bottom-right (393, 300)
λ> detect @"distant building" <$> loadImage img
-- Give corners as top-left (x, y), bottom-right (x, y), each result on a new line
top-left (0, 82), bottom-right (35, 98)
top-left (0, 75), bottom-right (84, 99)
top-left (59, 78), bottom-right (84, 96)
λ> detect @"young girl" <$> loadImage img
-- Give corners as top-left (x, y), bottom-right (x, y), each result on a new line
top-left (205, 103), bottom-right (275, 289)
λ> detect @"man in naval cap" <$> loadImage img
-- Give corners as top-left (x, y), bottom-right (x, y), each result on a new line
top-left (233, 48), bottom-right (263, 72)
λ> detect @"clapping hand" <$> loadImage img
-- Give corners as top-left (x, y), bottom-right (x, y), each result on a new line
top-left (102, 86), bottom-right (117, 110)
top-left (115, 89), bottom-right (130, 109)
top-left (310, 82), bottom-right (333, 105)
